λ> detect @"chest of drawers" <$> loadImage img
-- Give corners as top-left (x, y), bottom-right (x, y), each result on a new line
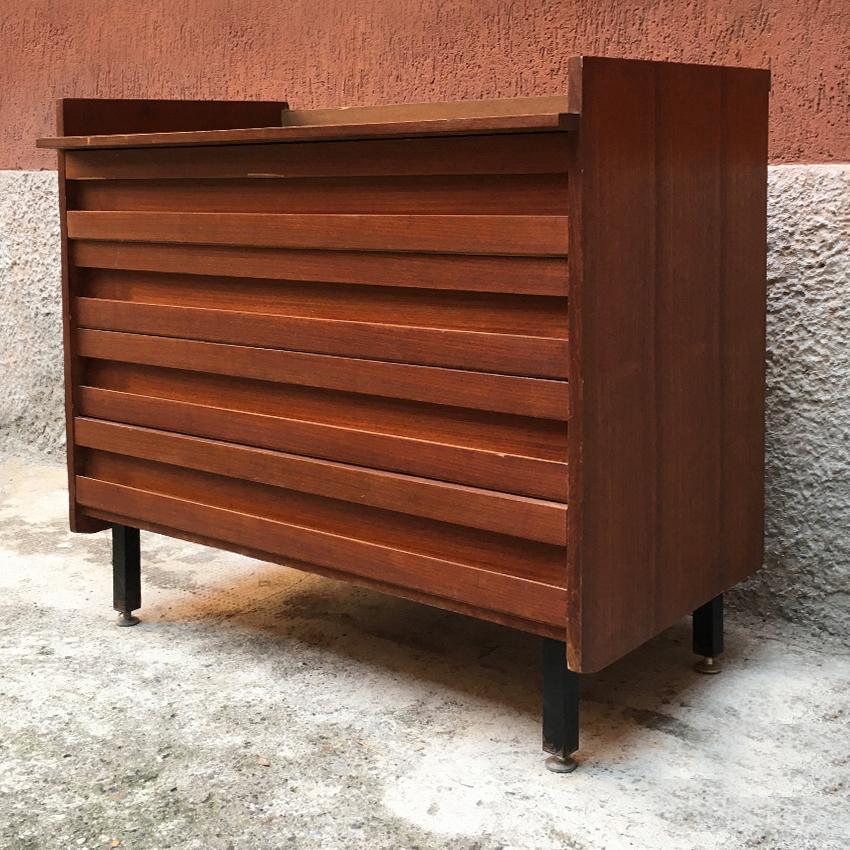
top-left (38, 55), bottom-right (769, 770)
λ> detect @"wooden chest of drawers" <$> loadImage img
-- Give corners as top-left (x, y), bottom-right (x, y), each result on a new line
top-left (38, 56), bottom-right (769, 770)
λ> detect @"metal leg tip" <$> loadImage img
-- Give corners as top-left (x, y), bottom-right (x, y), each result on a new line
top-left (545, 754), bottom-right (578, 774)
top-left (694, 656), bottom-right (721, 674)
top-left (116, 611), bottom-right (140, 627)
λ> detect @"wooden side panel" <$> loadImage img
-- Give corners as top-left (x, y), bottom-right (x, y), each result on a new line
top-left (719, 69), bottom-right (769, 589)
top-left (566, 58), bottom-right (658, 671)
top-left (655, 67), bottom-right (724, 627)
top-left (567, 57), bottom-right (769, 672)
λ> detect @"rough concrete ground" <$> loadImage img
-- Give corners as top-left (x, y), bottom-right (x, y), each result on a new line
top-left (1, 457), bottom-right (848, 850)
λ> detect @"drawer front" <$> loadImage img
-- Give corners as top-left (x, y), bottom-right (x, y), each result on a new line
top-left (67, 132), bottom-right (570, 630)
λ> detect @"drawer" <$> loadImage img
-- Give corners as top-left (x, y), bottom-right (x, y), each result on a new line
top-left (74, 419), bottom-right (568, 627)
top-left (67, 133), bottom-right (570, 503)
top-left (65, 129), bottom-right (571, 630)
top-left (75, 332), bottom-right (568, 501)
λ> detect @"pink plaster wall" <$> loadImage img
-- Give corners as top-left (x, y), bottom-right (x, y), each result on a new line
top-left (2, 0), bottom-right (847, 169)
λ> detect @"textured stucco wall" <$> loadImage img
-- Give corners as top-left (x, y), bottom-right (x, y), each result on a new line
top-left (745, 165), bottom-right (850, 634)
top-left (1, 0), bottom-right (848, 169)
top-left (0, 171), bottom-right (63, 459)
top-left (0, 166), bottom-right (848, 638)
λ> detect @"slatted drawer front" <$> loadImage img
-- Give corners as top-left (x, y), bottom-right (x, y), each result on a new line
top-left (68, 131), bottom-right (570, 629)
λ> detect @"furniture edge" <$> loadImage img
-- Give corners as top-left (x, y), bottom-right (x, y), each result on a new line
top-left (566, 55), bottom-right (770, 673)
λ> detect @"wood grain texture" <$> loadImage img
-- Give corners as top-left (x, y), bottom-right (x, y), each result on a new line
top-left (654, 65), bottom-right (723, 622)
top-left (280, 95), bottom-right (570, 125)
top-left (71, 241), bottom-right (569, 296)
top-left (50, 98), bottom-right (282, 534)
top-left (68, 174), bottom-right (570, 216)
top-left (75, 297), bottom-right (569, 377)
top-left (81, 360), bottom-right (565, 460)
top-left (77, 329), bottom-right (569, 419)
top-left (55, 98), bottom-right (291, 136)
top-left (63, 133), bottom-right (569, 180)
top-left (82, 450), bottom-right (565, 585)
top-left (76, 476), bottom-right (568, 625)
top-left (565, 56), bottom-right (768, 673)
top-left (49, 94), bottom-right (568, 634)
top-left (78, 387), bottom-right (568, 501)
top-left (565, 57), bottom-right (658, 672)
top-left (67, 211), bottom-right (568, 256)
top-left (39, 111), bottom-right (578, 149)
top-left (78, 268), bottom-right (567, 337)
top-left (78, 503), bottom-right (565, 639)
top-left (75, 418), bottom-right (568, 545)
top-left (56, 104), bottom-right (108, 533)
top-left (718, 68), bottom-right (769, 590)
top-left (40, 96), bottom-right (572, 150)
top-left (49, 70), bottom-right (768, 664)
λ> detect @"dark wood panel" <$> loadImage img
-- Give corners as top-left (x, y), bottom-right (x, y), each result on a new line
top-left (77, 330), bottom-right (569, 419)
top-left (67, 211), bottom-right (568, 257)
top-left (655, 65), bottom-right (723, 621)
top-left (566, 57), bottom-right (658, 672)
top-left (71, 241), bottom-right (569, 296)
top-left (718, 67), bottom-right (769, 589)
top-left (78, 388), bottom-right (568, 501)
top-left (64, 133), bottom-right (569, 180)
top-left (75, 298), bottom-right (569, 378)
top-left (81, 503), bottom-right (565, 638)
top-left (83, 450), bottom-right (565, 583)
top-left (76, 476), bottom-right (568, 625)
top-left (79, 268), bottom-right (568, 338)
top-left (75, 419), bottom-right (568, 545)
top-left (83, 360), bottom-right (565, 461)
top-left (56, 106), bottom-right (109, 534)
top-left (54, 97), bottom-right (290, 137)
top-left (565, 57), bottom-right (769, 673)
top-left (69, 174), bottom-right (570, 216)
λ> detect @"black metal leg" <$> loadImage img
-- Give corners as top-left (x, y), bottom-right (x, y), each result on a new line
top-left (112, 525), bottom-right (141, 626)
top-left (542, 638), bottom-right (580, 773)
top-left (692, 593), bottom-right (723, 673)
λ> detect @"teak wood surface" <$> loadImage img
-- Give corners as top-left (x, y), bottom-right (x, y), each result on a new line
top-left (41, 56), bottom-right (768, 673)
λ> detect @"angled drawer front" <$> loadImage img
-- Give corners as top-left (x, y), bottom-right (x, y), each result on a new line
top-left (66, 131), bottom-right (570, 631)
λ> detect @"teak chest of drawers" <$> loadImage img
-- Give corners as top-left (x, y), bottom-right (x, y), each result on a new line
top-left (38, 56), bottom-right (769, 771)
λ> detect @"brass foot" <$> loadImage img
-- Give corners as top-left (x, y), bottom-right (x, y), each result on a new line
top-left (116, 611), bottom-right (140, 627)
top-left (694, 656), bottom-right (721, 674)
top-left (545, 754), bottom-right (578, 774)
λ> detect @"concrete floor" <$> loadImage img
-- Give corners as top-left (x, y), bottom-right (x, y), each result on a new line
top-left (1, 457), bottom-right (848, 850)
